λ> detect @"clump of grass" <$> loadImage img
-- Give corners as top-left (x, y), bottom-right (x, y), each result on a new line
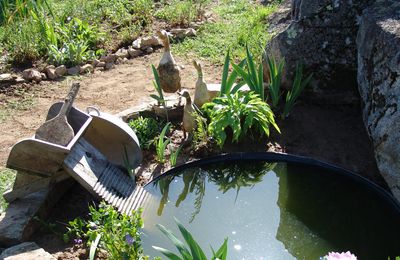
top-left (0, 168), bottom-right (16, 213)
top-left (173, 0), bottom-right (277, 63)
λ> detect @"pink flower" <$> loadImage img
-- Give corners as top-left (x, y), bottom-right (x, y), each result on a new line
top-left (325, 251), bottom-right (357, 260)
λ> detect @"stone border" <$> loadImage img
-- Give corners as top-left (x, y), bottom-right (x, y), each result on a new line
top-left (0, 27), bottom-right (199, 88)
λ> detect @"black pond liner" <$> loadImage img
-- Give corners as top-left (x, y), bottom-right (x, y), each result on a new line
top-left (146, 152), bottom-right (400, 214)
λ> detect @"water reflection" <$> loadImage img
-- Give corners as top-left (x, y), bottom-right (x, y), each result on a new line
top-left (154, 162), bottom-right (275, 221)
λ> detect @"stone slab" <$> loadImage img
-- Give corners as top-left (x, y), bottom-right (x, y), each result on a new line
top-left (0, 177), bottom-right (74, 247)
top-left (0, 242), bottom-right (55, 260)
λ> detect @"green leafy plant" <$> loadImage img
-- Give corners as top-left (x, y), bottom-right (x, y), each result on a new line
top-left (128, 116), bottom-right (163, 150)
top-left (203, 91), bottom-right (280, 148)
top-left (265, 52), bottom-right (284, 108)
top-left (65, 202), bottom-right (148, 260)
top-left (232, 45), bottom-right (265, 100)
top-left (156, 123), bottom-right (171, 163)
top-left (219, 50), bottom-right (246, 96)
top-left (169, 144), bottom-right (183, 167)
top-left (192, 112), bottom-right (209, 148)
top-left (150, 65), bottom-right (166, 107)
top-left (153, 217), bottom-right (228, 260)
top-left (282, 64), bottom-right (312, 118)
top-left (122, 145), bottom-right (135, 180)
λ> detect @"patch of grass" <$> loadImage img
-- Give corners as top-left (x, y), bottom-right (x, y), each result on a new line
top-left (0, 168), bottom-right (16, 213)
top-left (172, 0), bottom-right (277, 63)
top-left (6, 95), bottom-right (36, 111)
top-left (155, 0), bottom-right (208, 26)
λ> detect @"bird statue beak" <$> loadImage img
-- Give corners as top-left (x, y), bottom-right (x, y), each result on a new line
top-left (177, 91), bottom-right (183, 96)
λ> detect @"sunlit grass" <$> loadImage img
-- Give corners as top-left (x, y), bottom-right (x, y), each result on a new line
top-left (172, 0), bottom-right (278, 64)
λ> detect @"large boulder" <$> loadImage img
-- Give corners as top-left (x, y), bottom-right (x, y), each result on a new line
top-left (267, 0), bottom-right (371, 92)
top-left (357, 0), bottom-right (400, 200)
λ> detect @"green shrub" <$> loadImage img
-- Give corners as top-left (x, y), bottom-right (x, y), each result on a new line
top-left (203, 91), bottom-right (280, 148)
top-left (128, 116), bottom-right (162, 150)
top-left (65, 202), bottom-right (148, 260)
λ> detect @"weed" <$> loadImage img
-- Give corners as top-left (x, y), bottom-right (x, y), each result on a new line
top-left (65, 202), bottom-right (147, 260)
top-left (265, 52), bottom-right (284, 108)
top-left (0, 168), bottom-right (16, 213)
top-left (169, 143), bottom-right (183, 167)
top-left (156, 123), bottom-right (171, 164)
top-left (192, 111), bottom-right (209, 148)
top-left (6, 95), bottom-right (36, 110)
top-left (282, 64), bottom-right (312, 118)
top-left (150, 65), bottom-right (166, 107)
top-left (153, 217), bottom-right (228, 260)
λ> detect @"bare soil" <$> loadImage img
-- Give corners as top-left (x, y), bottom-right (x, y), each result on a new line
top-left (0, 50), bottom-right (386, 258)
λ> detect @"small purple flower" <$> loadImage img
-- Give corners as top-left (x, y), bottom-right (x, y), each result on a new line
top-left (74, 238), bottom-right (83, 244)
top-left (125, 234), bottom-right (135, 245)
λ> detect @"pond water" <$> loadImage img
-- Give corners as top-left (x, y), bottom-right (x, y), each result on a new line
top-left (139, 160), bottom-right (400, 259)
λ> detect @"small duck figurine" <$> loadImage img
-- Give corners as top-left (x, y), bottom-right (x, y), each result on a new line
top-left (157, 30), bottom-right (182, 93)
top-left (179, 90), bottom-right (196, 139)
top-left (193, 60), bottom-right (219, 108)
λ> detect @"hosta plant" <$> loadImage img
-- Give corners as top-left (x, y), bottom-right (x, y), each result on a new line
top-left (203, 91), bottom-right (280, 148)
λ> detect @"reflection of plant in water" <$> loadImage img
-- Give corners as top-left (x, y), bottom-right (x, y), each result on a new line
top-left (207, 162), bottom-right (276, 196)
top-left (188, 172), bottom-right (206, 223)
top-left (156, 169), bottom-right (206, 223)
top-left (156, 175), bottom-right (174, 216)
top-left (155, 162), bottom-right (275, 222)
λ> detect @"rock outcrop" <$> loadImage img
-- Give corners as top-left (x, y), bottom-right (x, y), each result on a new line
top-left (357, 0), bottom-right (400, 200)
top-left (268, 0), bottom-right (400, 201)
top-left (267, 0), bottom-right (371, 92)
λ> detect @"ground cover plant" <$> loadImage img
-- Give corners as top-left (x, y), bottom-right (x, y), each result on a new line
top-left (128, 116), bottom-right (163, 150)
top-left (65, 202), bottom-right (148, 260)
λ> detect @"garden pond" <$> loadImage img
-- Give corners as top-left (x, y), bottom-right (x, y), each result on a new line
top-left (139, 153), bottom-right (400, 259)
